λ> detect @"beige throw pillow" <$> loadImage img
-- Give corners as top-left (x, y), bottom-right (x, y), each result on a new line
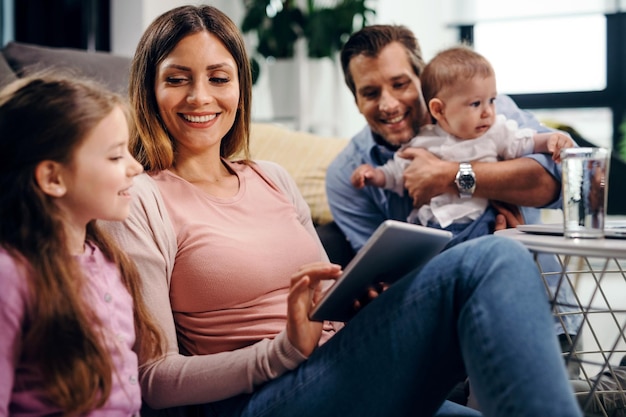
top-left (249, 123), bottom-right (348, 225)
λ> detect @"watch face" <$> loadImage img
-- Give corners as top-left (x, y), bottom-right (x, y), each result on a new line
top-left (458, 174), bottom-right (475, 190)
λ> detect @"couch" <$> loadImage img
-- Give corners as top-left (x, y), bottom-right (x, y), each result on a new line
top-left (0, 41), bottom-right (356, 266)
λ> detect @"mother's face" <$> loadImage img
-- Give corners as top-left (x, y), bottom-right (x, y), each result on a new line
top-left (154, 31), bottom-right (240, 159)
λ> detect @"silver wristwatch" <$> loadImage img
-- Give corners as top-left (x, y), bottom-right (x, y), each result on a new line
top-left (454, 162), bottom-right (476, 199)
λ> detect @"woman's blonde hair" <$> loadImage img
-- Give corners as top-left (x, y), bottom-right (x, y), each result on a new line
top-left (129, 5), bottom-right (253, 171)
top-left (0, 73), bottom-right (163, 415)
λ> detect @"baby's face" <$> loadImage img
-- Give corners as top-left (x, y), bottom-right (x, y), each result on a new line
top-left (437, 75), bottom-right (497, 140)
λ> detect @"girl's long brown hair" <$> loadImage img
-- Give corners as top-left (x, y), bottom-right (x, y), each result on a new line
top-left (0, 74), bottom-right (162, 415)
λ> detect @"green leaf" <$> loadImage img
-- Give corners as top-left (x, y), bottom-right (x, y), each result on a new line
top-left (241, 0), bottom-right (377, 60)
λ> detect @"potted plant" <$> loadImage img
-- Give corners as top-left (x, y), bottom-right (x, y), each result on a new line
top-left (304, 0), bottom-right (375, 59)
top-left (240, 0), bottom-right (375, 123)
top-left (241, 0), bottom-right (376, 61)
top-left (241, 0), bottom-right (305, 60)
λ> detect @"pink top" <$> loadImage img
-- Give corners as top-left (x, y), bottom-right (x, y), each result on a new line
top-left (100, 160), bottom-right (336, 409)
top-left (155, 164), bottom-right (323, 355)
top-left (0, 243), bottom-right (140, 417)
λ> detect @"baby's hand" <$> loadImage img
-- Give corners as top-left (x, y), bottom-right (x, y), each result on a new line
top-left (548, 133), bottom-right (576, 163)
top-left (351, 164), bottom-right (379, 188)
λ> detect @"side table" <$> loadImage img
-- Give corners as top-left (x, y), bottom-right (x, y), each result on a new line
top-left (496, 228), bottom-right (626, 417)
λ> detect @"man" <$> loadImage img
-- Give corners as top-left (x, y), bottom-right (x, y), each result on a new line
top-left (326, 24), bottom-right (580, 384)
top-left (327, 24), bottom-right (563, 250)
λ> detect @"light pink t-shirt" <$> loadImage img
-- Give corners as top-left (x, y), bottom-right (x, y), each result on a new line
top-left (153, 161), bottom-right (324, 355)
top-left (0, 243), bottom-right (140, 417)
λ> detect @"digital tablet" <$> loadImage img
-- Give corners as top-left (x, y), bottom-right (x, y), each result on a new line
top-left (309, 220), bottom-right (453, 322)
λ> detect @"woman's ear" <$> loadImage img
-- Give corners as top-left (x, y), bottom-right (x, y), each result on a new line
top-left (35, 160), bottom-right (67, 197)
top-left (428, 98), bottom-right (444, 123)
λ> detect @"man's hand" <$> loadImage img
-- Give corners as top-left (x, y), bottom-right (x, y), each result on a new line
top-left (398, 147), bottom-right (457, 208)
top-left (353, 281), bottom-right (389, 310)
top-left (491, 201), bottom-right (524, 230)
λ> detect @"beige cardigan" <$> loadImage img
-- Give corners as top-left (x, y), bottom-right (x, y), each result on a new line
top-left (100, 160), bottom-right (330, 410)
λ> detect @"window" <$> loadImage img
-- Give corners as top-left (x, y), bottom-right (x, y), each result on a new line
top-left (474, 15), bottom-right (606, 94)
top-left (530, 108), bottom-right (613, 149)
top-left (450, 0), bottom-right (626, 153)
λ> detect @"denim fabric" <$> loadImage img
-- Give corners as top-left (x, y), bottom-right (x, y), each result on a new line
top-left (427, 209), bottom-right (582, 339)
top-left (198, 236), bottom-right (582, 417)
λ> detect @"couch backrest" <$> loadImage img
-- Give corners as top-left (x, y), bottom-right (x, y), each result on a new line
top-left (248, 123), bottom-right (348, 225)
top-left (1, 42), bottom-right (131, 94)
top-left (0, 52), bottom-right (18, 89)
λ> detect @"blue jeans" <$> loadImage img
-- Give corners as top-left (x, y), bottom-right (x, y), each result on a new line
top-left (175, 236), bottom-right (583, 417)
top-left (429, 209), bottom-right (583, 340)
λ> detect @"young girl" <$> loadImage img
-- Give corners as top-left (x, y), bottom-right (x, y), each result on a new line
top-left (0, 74), bottom-right (162, 416)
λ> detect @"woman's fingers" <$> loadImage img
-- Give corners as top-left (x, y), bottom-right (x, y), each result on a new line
top-left (291, 263), bottom-right (341, 293)
top-left (285, 263), bottom-right (342, 356)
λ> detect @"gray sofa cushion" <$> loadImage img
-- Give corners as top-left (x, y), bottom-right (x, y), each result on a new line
top-left (0, 53), bottom-right (18, 89)
top-left (3, 41), bottom-right (131, 94)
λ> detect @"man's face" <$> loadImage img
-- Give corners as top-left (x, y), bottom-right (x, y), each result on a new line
top-left (349, 42), bottom-right (428, 146)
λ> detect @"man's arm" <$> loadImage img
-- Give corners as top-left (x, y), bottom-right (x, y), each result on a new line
top-left (473, 157), bottom-right (560, 205)
top-left (399, 148), bottom-right (559, 208)
top-left (400, 94), bottom-right (562, 210)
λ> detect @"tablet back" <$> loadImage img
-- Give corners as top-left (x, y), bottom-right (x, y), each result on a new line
top-left (310, 220), bottom-right (452, 322)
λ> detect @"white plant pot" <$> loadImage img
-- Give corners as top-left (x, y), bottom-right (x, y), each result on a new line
top-left (266, 58), bottom-right (300, 122)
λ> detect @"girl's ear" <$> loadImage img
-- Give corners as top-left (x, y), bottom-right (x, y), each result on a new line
top-left (428, 98), bottom-right (444, 123)
top-left (35, 160), bottom-right (67, 197)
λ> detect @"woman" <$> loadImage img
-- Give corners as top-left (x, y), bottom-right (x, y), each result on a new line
top-left (101, 5), bottom-right (583, 417)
